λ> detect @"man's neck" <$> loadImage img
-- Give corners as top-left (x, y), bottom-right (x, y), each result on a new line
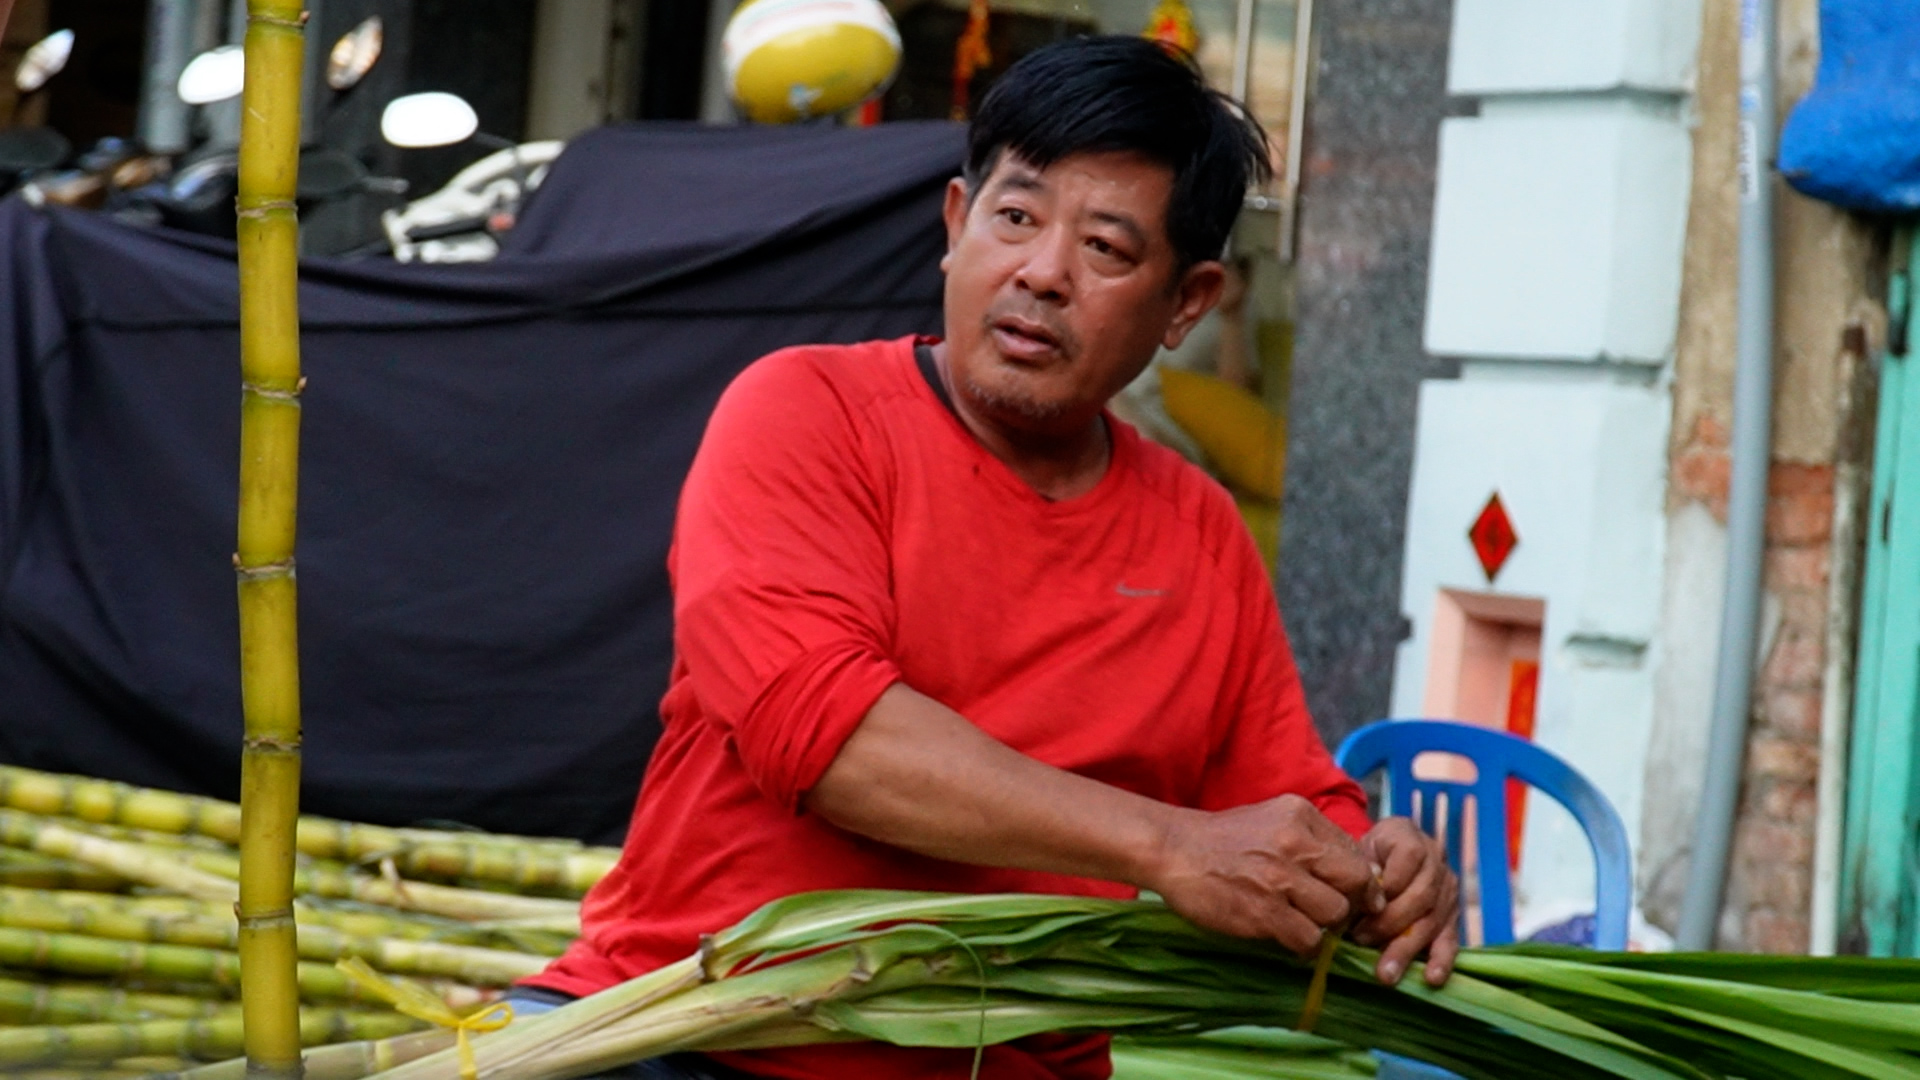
top-left (930, 343), bottom-right (1110, 502)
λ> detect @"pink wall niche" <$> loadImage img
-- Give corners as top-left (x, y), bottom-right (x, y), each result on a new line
top-left (1414, 589), bottom-right (1546, 941)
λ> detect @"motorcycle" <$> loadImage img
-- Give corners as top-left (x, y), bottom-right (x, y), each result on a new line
top-left (376, 93), bottom-right (561, 264)
top-left (0, 31), bottom-right (81, 195)
top-left (5, 20), bottom-right (557, 262)
top-left (123, 17), bottom-right (409, 253)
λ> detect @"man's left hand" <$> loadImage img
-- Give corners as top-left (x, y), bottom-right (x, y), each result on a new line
top-left (1351, 817), bottom-right (1459, 987)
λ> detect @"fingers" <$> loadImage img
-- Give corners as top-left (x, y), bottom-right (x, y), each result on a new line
top-left (1374, 909), bottom-right (1439, 985)
top-left (1369, 864), bottom-right (1461, 986)
top-left (1423, 916), bottom-right (1461, 986)
top-left (1269, 904), bottom-right (1331, 957)
top-left (1286, 873), bottom-right (1359, 928)
top-left (1368, 821), bottom-right (1429, 899)
top-left (1298, 814), bottom-right (1384, 914)
top-left (1353, 846), bottom-right (1442, 946)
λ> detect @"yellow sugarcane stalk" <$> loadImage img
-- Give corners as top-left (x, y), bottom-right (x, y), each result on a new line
top-left (0, 767), bottom-right (616, 894)
top-left (235, 2), bottom-right (308, 1079)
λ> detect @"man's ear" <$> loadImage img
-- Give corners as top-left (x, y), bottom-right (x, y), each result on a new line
top-left (1161, 260), bottom-right (1227, 350)
top-left (940, 177), bottom-right (970, 274)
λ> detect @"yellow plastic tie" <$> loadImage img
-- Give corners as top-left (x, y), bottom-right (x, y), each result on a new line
top-left (1298, 902), bottom-right (1372, 1034)
top-left (1295, 927), bottom-right (1342, 1033)
top-left (338, 958), bottom-right (512, 1080)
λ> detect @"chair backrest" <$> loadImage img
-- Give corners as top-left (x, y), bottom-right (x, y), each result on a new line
top-left (1334, 719), bottom-right (1631, 951)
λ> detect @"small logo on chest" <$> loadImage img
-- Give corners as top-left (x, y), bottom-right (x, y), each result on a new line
top-left (1115, 582), bottom-right (1167, 598)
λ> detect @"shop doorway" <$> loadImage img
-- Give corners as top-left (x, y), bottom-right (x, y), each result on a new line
top-left (1418, 588), bottom-right (1544, 941)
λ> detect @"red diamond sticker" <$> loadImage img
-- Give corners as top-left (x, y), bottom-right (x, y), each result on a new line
top-left (1469, 493), bottom-right (1518, 582)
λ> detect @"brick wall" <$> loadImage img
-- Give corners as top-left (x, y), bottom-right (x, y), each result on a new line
top-left (1652, 0), bottom-right (1884, 954)
top-left (1668, 415), bottom-right (1831, 952)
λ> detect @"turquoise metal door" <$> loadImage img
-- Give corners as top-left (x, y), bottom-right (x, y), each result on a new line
top-left (1846, 228), bottom-right (1920, 954)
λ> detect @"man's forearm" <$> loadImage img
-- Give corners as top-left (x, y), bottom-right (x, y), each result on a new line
top-left (804, 683), bottom-right (1184, 889)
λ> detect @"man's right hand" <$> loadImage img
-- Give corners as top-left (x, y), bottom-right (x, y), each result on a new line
top-left (1145, 795), bottom-right (1384, 956)
top-left (809, 686), bottom-right (1382, 959)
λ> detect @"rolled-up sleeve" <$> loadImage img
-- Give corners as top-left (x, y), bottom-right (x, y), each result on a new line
top-left (668, 350), bottom-right (902, 811)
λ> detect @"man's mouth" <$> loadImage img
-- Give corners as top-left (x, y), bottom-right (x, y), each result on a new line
top-left (988, 316), bottom-right (1066, 363)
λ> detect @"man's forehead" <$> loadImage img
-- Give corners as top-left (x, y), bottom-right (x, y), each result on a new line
top-left (981, 149), bottom-right (1172, 192)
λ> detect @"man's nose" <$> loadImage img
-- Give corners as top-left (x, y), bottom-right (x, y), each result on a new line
top-left (1013, 227), bottom-right (1072, 301)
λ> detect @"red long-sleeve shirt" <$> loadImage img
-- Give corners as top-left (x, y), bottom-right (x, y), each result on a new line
top-left (527, 337), bottom-right (1368, 1079)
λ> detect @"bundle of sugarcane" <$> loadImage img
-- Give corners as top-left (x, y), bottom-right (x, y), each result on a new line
top-left (0, 764), bottom-right (615, 1073)
top-left (13, 766), bottom-right (1920, 1080)
top-left (161, 889), bottom-right (1920, 1080)
top-left (0, 766), bottom-right (617, 898)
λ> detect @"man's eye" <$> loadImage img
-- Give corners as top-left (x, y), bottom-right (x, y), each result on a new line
top-left (999, 208), bottom-right (1032, 226)
top-left (1088, 238), bottom-right (1131, 262)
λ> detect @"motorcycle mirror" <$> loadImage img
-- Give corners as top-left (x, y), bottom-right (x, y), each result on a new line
top-left (380, 92), bottom-right (478, 148)
top-left (15, 29), bottom-right (74, 93)
top-left (177, 45), bottom-right (244, 105)
top-left (326, 15), bottom-right (383, 90)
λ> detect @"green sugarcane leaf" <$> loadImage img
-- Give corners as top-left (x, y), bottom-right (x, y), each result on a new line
top-left (1462, 951), bottom-right (1920, 1053)
top-left (1492, 947), bottom-right (1920, 1000)
top-left (1654, 998), bottom-right (1920, 1080)
top-left (1543, 1000), bottom-right (1892, 1080)
top-left (1324, 955), bottom-right (1710, 1080)
top-left (355, 891), bottom-right (1895, 1080)
top-left (1112, 1028), bottom-right (1379, 1080)
top-left (1455, 955), bottom-right (1920, 1080)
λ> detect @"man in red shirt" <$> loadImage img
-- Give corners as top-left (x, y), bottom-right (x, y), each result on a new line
top-left (520, 35), bottom-right (1459, 1080)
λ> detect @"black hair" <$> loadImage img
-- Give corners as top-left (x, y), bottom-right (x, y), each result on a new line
top-left (964, 35), bottom-right (1272, 271)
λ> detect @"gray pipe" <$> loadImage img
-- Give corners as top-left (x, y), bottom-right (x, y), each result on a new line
top-left (1677, 0), bottom-right (1777, 951)
top-left (202, 0), bottom-right (249, 149)
top-left (138, 0), bottom-right (200, 154)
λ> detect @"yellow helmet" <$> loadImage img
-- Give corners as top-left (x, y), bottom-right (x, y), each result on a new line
top-left (723, 0), bottom-right (903, 124)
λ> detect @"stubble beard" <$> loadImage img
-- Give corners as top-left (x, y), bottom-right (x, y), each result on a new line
top-left (959, 367), bottom-right (1075, 426)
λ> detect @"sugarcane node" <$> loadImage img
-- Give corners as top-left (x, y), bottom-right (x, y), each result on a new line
top-left (234, 559), bottom-right (296, 582)
top-left (235, 200), bottom-right (298, 220)
top-left (248, 10), bottom-right (309, 29)
top-left (240, 380), bottom-right (303, 403)
top-left (240, 736), bottom-right (301, 755)
top-left (697, 936), bottom-right (717, 984)
top-left (236, 910), bottom-right (296, 933)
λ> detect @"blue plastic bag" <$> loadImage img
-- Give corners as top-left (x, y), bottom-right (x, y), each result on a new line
top-left (1777, 0), bottom-right (1920, 213)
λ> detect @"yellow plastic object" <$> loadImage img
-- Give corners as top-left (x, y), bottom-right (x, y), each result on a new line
top-left (723, 0), bottom-right (902, 124)
top-left (1236, 493), bottom-right (1280, 571)
top-left (1143, 0), bottom-right (1199, 54)
top-left (337, 960), bottom-right (510, 1080)
top-left (1159, 366), bottom-right (1286, 501)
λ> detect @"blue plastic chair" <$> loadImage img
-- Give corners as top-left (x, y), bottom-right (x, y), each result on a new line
top-left (1334, 719), bottom-right (1632, 951)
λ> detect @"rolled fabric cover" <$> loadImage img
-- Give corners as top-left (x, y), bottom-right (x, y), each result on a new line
top-left (1777, 0), bottom-right (1920, 213)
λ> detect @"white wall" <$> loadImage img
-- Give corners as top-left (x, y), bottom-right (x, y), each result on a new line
top-left (1425, 100), bottom-right (1691, 363)
top-left (1392, 373), bottom-right (1669, 921)
top-left (1401, 0), bottom-right (1700, 939)
top-left (1447, 0), bottom-right (1701, 95)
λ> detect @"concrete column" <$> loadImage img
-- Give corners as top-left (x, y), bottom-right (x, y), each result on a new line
top-left (1394, 0), bottom-right (1700, 938)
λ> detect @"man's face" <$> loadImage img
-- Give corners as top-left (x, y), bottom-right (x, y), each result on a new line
top-left (940, 150), bottom-right (1225, 438)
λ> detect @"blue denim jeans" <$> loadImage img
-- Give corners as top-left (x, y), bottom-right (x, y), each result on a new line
top-left (502, 991), bottom-right (758, 1080)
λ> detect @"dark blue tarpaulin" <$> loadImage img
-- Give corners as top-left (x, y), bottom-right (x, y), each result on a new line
top-left (0, 121), bottom-right (961, 844)
top-left (1778, 0), bottom-right (1920, 213)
